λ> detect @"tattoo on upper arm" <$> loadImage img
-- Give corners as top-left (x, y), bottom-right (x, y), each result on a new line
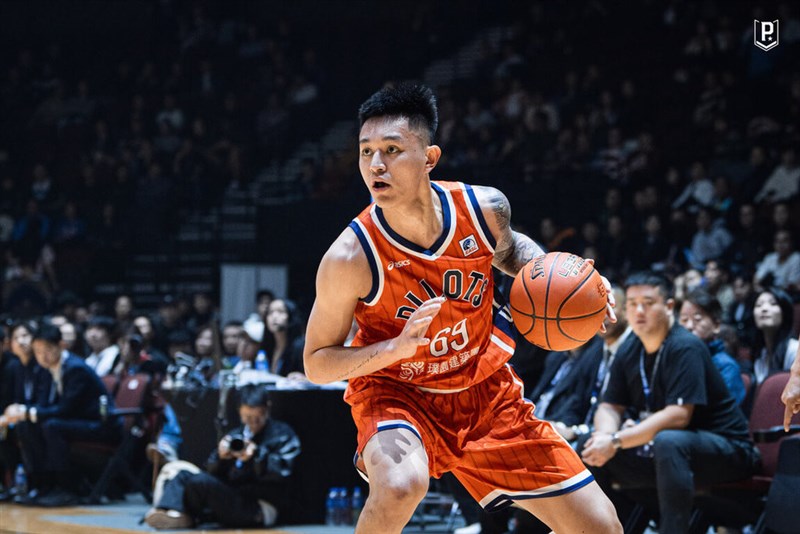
top-left (490, 192), bottom-right (511, 233)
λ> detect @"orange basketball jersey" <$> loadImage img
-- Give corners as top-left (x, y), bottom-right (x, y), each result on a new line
top-left (347, 181), bottom-right (516, 390)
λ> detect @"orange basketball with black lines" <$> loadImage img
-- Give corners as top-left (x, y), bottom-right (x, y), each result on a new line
top-left (509, 252), bottom-right (607, 351)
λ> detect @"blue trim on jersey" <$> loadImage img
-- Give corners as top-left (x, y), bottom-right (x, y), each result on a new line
top-left (464, 184), bottom-right (496, 249)
top-left (494, 306), bottom-right (516, 339)
top-left (349, 221), bottom-right (379, 302)
top-left (374, 184), bottom-right (451, 256)
top-left (482, 474), bottom-right (595, 512)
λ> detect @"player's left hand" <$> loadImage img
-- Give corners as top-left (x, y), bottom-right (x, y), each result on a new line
top-left (585, 259), bottom-right (616, 332)
top-left (581, 432), bottom-right (617, 467)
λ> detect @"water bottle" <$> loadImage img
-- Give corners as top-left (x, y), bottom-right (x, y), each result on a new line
top-left (254, 351), bottom-right (269, 372)
top-left (351, 486), bottom-right (364, 525)
top-left (325, 487), bottom-right (338, 526)
top-left (336, 487), bottom-right (350, 525)
top-left (14, 464), bottom-right (27, 495)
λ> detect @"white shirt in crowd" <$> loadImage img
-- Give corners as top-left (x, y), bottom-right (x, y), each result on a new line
top-left (85, 345), bottom-right (120, 377)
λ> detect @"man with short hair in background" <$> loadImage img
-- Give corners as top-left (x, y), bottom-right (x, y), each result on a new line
top-left (581, 271), bottom-right (760, 534)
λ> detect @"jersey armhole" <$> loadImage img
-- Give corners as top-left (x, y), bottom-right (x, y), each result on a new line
top-left (463, 184), bottom-right (497, 250)
top-left (348, 221), bottom-right (383, 305)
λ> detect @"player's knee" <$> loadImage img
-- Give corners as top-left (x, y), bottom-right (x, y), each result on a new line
top-left (595, 497), bottom-right (623, 534)
top-left (374, 473), bottom-right (428, 507)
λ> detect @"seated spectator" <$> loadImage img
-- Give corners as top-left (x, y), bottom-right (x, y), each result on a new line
top-left (113, 294), bottom-right (135, 337)
top-left (752, 286), bottom-right (798, 385)
top-left (1, 321), bottom-right (52, 501)
top-left (552, 285), bottom-right (635, 444)
top-left (687, 207), bottom-right (732, 269)
top-left (727, 272), bottom-right (759, 359)
top-left (262, 299), bottom-right (306, 378)
top-left (678, 289), bottom-right (746, 405)
top-left (754, 148), bottom-right (800, 204)
top-left (671, 161), bottom-right (714, 212)
top-left (133, 314), bottom-right (169, 366)
top-left (57, 320), bottom-right (85, 357)
top-left (703, 259), bottom-right (734, 318)
top-left (113, 331), bottom-right (167, 377)
top-left (6, 324), bottom-right (122, 506)
top-left (221, 321), bottom-right (244, 370)
top-left (528, 336), bottom-right (603, 434)
top-left (84, 316), bottom-right (120, 376)
top-left (581, 272), bottom-right (760, 534)
top-left (673, 267), bottom-right (703, 302)
top-left (144, 385), bottom-right (301, 529)
top-left (191, 323), bottom-right (222, 383)
top-left (753, 229), bottom-right (800, 293)
top-left (236, 315), bottom-right (264, 373)
top-left (726, 203), bottom-right (766, 275)
top-left (186, 292), bottom-right (218, 334)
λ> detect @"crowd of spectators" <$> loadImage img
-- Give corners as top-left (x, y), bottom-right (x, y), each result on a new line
top-left (1, 0), bottom-right (800, 529)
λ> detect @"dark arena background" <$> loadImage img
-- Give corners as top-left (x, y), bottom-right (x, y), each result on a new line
top-left (1, 1), bottom-right (799, 533)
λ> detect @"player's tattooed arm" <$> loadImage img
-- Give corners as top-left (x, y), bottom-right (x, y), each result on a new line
top-left (475, 185), bottom-right (545, 276)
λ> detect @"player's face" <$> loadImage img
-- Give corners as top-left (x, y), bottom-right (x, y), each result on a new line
top-left (358, 116), bottom-right (433, 207)
top-left (678, 301), bottom-right (718, 342)
top-left (625, 285), bottom-right (673, 339)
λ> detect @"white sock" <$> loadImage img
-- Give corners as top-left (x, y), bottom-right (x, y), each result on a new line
top-left (258, 499), bottom-right (277, 526)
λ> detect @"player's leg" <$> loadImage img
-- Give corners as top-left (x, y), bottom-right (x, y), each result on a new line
top-left (514, 481), bottom-right (622, 534)
top-left (356, 427), bottom-right (430, 534)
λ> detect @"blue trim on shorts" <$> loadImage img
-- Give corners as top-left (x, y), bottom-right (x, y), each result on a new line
top-left (482, 473), bottom-right (595, 512)
top-left (376, 422), bottom-right (423, 443)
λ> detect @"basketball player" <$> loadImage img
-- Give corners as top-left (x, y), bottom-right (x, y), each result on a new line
top-left (304, 84), bottom-right (621, 534)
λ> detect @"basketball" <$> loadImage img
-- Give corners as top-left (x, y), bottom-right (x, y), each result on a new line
top-left (509, 252), bottom-right (608, 351)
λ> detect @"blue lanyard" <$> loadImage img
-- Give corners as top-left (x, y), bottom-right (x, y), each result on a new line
top-left (639, 345), bottom-right (664, 413)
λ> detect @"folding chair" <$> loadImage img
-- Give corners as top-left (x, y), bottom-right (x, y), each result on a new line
top-left (71, 373), bottom-right (155, 503)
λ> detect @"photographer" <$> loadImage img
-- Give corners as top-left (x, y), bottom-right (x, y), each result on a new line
top-left (144, 384), bottom-right (300, 530)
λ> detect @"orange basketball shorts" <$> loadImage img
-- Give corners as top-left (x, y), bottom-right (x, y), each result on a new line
top-left (345, 364), bottom-right (593, 511)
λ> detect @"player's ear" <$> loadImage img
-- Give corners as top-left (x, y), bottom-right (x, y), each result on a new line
top-left (425, 144), bottom-right (442, 173)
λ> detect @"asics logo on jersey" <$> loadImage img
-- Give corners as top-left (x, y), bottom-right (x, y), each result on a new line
top-left (387, 259), bottom-right (411, 271)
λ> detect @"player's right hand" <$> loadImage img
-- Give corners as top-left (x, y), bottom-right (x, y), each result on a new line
top-left (387, 296), bottom-right (445, 362)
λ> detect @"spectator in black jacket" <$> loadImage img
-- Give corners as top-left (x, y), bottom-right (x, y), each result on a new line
top-left (0, 321), bottom-right (52, 501)
top-left (145, 384), bottom-right (301, 530)
top-left (6, 323), bottom-right (122, 506)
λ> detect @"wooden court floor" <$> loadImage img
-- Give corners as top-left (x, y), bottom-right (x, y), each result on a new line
top-left (0, 501), bottom-right (342, 534)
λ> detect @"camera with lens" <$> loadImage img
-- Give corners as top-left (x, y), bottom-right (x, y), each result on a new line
top-left (229, 435), bottom-right (246, 452)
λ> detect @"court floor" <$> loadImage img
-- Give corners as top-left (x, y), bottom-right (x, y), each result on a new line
top-left (0, 495), bottom-right (458, 533)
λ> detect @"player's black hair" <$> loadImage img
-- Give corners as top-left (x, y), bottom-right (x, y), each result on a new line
top-left (624, 271), bottom-right (674, 300)
top-left (358, 83), bottom-right (438, 144)
top-left (684, 288), bottom-right (722, 323)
